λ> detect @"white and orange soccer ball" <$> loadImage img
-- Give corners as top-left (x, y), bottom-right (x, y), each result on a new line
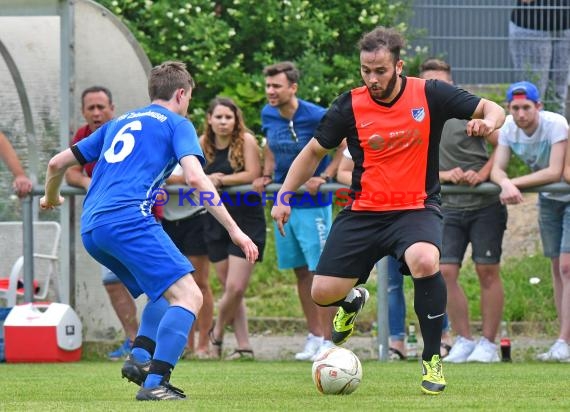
top-left (311, 346), bottom-right (362, 395)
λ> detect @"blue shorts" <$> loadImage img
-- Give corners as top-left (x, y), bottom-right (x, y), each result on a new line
top-left (538, 196), bottom-right (570, 258)
top-left (101, 265), bottom-right (121, 285)
top-left (82, 217), bottom-right (193, 301)
top-left (273, 206), bottom-right (332, 271)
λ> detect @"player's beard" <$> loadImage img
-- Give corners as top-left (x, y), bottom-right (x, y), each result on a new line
top-left (370, 70), bottom-right (398, 102)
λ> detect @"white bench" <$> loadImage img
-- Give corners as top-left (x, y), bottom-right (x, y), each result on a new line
top-left (0, 221), bottom-right (61, 306)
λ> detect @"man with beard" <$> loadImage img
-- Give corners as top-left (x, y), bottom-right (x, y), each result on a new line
top-left (271, 26), bottom-right (505, 395)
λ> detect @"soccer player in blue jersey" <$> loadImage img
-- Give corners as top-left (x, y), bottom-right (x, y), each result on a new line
top-left (40, 61), bottom-right (258, 401)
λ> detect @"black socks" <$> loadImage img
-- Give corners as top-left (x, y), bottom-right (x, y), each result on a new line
top-left (412, 272), bottom-right (447, 361)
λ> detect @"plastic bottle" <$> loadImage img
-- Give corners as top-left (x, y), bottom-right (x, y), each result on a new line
top-left (406, 323), bottom-right (418, 360)
top-left (500, 320), bottom-right (511, 362)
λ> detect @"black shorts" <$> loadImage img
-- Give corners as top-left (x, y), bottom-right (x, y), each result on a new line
top-left (162, 212), bottom-right (208, 256)
top-left (440, 201), bottom-right (507, 265)
top-left (316, 207), bottom-right (442, 284)
top-left (203, 204), bottom-right (266, 263)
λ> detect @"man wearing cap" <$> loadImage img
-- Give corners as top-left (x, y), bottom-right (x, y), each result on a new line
top-left (491, 80), bottom-right (570, 362)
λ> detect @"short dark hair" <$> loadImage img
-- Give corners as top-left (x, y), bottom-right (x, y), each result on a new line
top-left (419, 58), bottom-right (451, 76)
top-left (358, 26), bottom-right (405, 63)
top-left (148, 61), bottom-right (195, 101)
top-left (81, 86), bottom-right (112, 109)
top-left (263, 61), bottom-right (300, 85)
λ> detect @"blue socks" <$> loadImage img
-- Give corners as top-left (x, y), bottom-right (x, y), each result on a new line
top-left (143, 305), bottom-right (196, 389)
top-left (131, 297), bottom-right (169, 363)
top-left (154, 305), bottom-right (195, 365)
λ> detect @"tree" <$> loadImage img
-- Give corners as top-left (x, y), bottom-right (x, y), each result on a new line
top-left (97, 0), bottom-right (413, 133)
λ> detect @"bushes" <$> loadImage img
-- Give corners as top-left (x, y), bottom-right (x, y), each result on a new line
top-left (98, 0), bottom-right (413, 133)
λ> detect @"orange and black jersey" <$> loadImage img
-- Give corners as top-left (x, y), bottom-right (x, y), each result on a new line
top-left (315, 76), bottom-right (480, 212)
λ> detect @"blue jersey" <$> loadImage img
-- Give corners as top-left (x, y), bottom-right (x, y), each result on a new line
top-left (261, 98), bottom-right (329, 183)
top-left (73, 104), bottom-right (205, 233)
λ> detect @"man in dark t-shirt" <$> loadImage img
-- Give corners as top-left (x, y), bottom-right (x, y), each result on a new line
top-left (272, 26), bottom-right (506, 395)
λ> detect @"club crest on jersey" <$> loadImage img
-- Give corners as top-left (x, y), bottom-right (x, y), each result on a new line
top-left (411, 107), bottom-right (425, 122)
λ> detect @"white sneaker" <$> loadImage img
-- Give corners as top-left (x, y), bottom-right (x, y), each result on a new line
top-left (310, 340), bottom-right (336, 361)
top-left (444, 336), bottom-right (476, 363)
top-left (536, 340), bottom-right (570, 362)
top-left (295, 333), bottom-right (324, 361)
top-left (466, 337), bottom-right (500, 363)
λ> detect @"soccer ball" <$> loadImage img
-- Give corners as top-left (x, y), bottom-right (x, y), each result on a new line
top-left (312, 347), bottom-right (362, 395)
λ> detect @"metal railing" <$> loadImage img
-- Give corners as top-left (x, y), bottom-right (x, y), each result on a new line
top-left (20, 181), bottom-right (570, 361)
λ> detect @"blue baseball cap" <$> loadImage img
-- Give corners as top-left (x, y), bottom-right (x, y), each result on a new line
top-left (506, 81), bottom-right (540, 103)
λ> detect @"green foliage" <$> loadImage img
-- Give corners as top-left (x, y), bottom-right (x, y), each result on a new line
top-left (97, 0), bottom-right (413, 133)
top-left (394, 254), bottom-right (556, 330)
top-left (473, 254), bottom-right (556, 324)
top-left (400, 43), bottom-right (434, 77)
top-left (96, 1), bottom-right (533, 178)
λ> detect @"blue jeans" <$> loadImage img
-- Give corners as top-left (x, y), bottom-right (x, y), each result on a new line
top-left (538, 195), bottom-right (570, 257)
top-left (387, 256), bottom-right (449, 342)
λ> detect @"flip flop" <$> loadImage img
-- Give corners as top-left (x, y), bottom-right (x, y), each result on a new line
top-left (208, 327), bottom-right (223, 359)
top-left (225, 349), bottom-right (255, 361)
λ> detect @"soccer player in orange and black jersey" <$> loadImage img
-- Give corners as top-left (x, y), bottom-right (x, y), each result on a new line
top-left (272, 26), bottom-right (506, 395)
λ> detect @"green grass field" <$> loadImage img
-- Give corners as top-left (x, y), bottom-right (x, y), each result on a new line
top-left (0, 360), bottom-right (567, 411)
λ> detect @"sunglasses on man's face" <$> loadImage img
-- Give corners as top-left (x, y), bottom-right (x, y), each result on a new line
top-left (288, 120), bottom-right (298, 142)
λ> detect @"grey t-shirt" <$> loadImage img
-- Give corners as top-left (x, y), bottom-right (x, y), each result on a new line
top-left (439, 118), bottom-right (500, 210)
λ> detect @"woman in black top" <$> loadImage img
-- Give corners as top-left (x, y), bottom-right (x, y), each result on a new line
top-left (201, 97), bottom-right (266, 360)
